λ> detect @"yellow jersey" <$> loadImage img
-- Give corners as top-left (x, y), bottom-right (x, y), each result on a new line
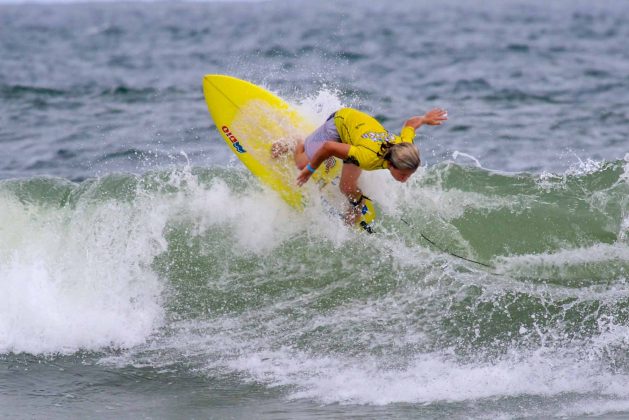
top-left (333, 108), bottom-right (416, 170)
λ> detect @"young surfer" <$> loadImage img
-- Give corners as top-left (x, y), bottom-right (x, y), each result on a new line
top-left (276, 107), bottom-right (447, 214)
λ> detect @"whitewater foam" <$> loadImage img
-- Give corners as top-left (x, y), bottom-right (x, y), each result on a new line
top-left (497, 242), bottom-right (629, 284)
top-left (0, 164), bottom-right (383, 354)
top-left (221, 339), bottom-right (629, 406)
top-left (0, 185), bottom-right (167, 354)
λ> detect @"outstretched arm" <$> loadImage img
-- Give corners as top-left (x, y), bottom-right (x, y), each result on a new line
top-left (403, 108), bottom-right (448, 130)
top-left (296, 141), bottom-right (350, 186)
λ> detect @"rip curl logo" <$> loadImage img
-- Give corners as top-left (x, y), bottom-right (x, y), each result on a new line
top-left (221, 126), bottom-right (246, 153)
top-left (361, 131), bottom-right (396, 142)
top-left (324, 157), bottom-right (336, 171)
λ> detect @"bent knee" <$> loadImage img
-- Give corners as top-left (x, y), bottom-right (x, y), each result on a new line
top-left (339, 183), bottom-right (359, 196)
top-left (295, 154), bottom-right (308, 170)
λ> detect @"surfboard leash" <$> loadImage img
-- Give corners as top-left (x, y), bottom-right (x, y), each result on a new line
top-left (399, 218), bottom-right (497, 271)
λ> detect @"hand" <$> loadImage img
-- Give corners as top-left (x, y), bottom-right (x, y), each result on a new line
top-left (422, 108), bottom-right (448, 125)
top-left (296, 166), bottom-right (313, 186)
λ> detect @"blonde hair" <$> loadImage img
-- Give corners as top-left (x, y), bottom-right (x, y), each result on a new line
top-left (383, 142), bottom-right (420, 170)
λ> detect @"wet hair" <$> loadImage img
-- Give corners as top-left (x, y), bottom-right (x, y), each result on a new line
top-left (381, 142), bottom-right (420, 170)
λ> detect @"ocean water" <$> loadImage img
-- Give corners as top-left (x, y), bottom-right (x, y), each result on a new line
top-left (1, 0), bottom-right (629, 418)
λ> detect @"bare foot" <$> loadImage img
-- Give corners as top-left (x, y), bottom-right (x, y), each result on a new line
top-left (271, 140), bottom-right (290, 158)
top-left (271, 139), bottom-right (295, 159)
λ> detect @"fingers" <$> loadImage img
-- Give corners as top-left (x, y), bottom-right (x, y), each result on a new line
top-left (428, 108), bottom-right (448, 118)
top-left (296, 169), bottom-right (312, 186)
top-left (424, 108), bottom-right (448, 125)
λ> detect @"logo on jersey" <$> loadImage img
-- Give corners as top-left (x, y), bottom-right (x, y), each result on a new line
top-left (221, 126), bottom-right (246, 153)
top-left (361, 131), bottom-right (396, 142)
top-left (324, 157), bottom-right (337, 171)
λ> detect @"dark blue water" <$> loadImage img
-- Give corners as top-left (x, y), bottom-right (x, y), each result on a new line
top-left (1, 0), bottom-right (629, 418)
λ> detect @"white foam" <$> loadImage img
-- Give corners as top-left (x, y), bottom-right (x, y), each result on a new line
top-left (497, 242), bottom-right (629, 277)
top-left (452, 150), bottom-right (483, 168)
top-left (621, 153), bottom-right (629, 184)
top-left (566, 156), bottom-right (605, 176)
top-left (226, 345), bottom-right (629, 406)
top-left (620, 216), bottom-right (629, 242)
top-left (290, 89), bottom-right (345, 127)
top-left (102, 290), bottom-right (629, 411)
top-left (184, 178), bottom-right (303, 254)
top-left (0, 188), bottom-right (167, 354)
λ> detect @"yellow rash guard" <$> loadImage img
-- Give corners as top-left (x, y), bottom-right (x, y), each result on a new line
top-left (333, 108), bottom-right (416, 170)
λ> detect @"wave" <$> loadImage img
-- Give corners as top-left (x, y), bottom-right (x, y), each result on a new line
top-left (0, 84), bottom-right (67, 98)
top-left (0, 81), bottom-right (182, 101)
top-left (1, 159), bottom-right (628, 405)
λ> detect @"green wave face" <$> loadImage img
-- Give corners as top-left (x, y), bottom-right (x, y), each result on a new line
top-left (2, 161), bottom-right (629, 403)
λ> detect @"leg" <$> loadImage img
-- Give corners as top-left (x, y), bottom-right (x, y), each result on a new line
top-left (296, 117), bottom-right (339, 169)
top-left (294, 139), bottom-right (309, 170)
top-left (339, 163), bottom-right (362, 199)
top-left (339, 163), bottom-right (363, 225)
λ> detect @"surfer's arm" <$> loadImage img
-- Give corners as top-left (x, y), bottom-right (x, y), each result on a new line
top-left (296, 141), bottom-right (350, 186)
top-left (403, 108), bottom-right (448, 130)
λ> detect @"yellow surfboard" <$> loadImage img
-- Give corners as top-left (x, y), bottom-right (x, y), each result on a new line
top-left (202, 74), bottom-right (376, 231)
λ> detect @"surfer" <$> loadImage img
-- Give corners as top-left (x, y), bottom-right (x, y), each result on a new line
top-left (274, 107), bottom-right (447, 213)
